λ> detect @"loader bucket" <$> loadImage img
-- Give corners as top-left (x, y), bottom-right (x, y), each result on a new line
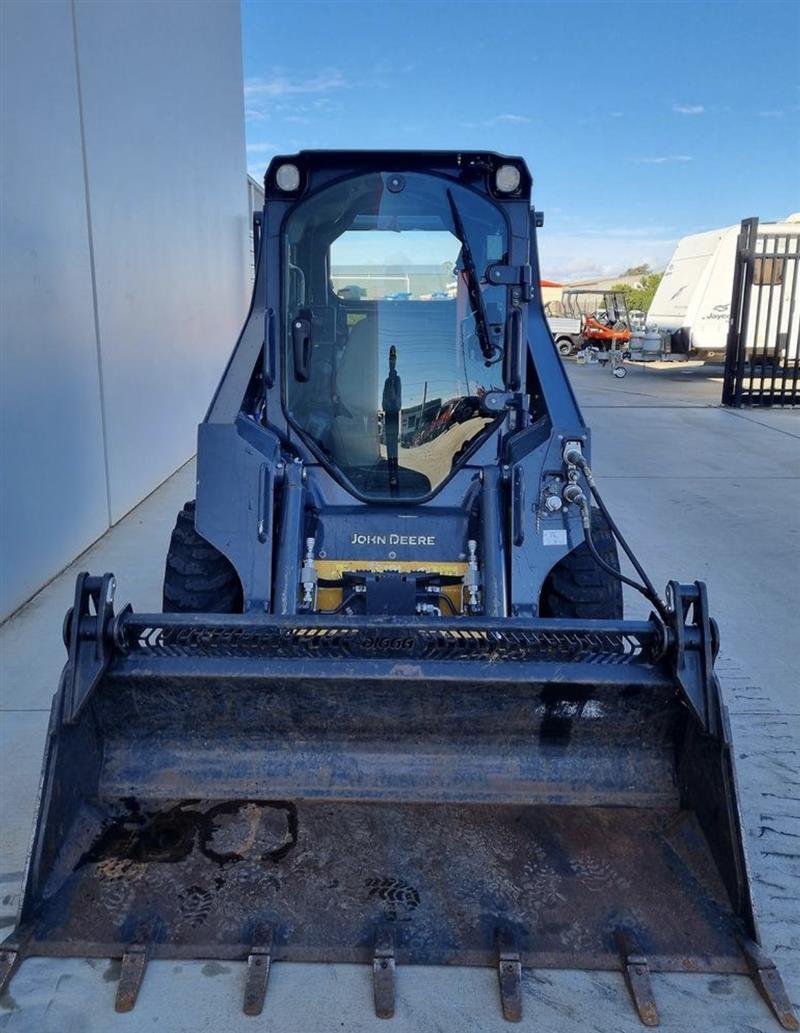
top-left (2, 573), bottom-right (796, 1028)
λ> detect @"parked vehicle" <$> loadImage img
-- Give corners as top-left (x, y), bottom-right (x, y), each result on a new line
top-left (545, 310), bottom-right (584, 355)
top-left (562, 289), bottom-right (632, 350)
top-left (648, 214), bottom-right (800, 356)
top-left (629, 309), bottom-right (646, 332)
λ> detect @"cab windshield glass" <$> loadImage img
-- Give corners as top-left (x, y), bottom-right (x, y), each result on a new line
top-left (283, 172), bottom-right (509, 500)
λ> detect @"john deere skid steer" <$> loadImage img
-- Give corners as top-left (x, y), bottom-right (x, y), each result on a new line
top-left (2, 152), bottom-right (796, 1028)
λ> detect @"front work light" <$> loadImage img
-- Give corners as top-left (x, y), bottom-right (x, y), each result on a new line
top-left (275, 163), bottom-right (301, 192)
top-left (495, 164), bottom-right (521, 194)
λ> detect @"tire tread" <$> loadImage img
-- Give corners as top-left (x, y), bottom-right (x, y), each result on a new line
top-left (540, 509), bottom-right (623, 619)
top-left (162, 501), bottom-right (243, 613)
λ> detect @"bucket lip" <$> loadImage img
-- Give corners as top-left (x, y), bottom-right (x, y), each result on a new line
top-left (7, 934), bottom-right (753, 976)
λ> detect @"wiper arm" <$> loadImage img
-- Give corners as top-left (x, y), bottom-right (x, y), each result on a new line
top-left (446, 189), bottom-right (500, 363)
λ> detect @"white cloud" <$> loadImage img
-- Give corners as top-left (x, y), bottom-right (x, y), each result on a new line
top-left (548, 213), bottom-right (676, 239)
top-left (244, 69), bottom-right (348, 125)
top-left (610, 111), bottom-right (624, 118)
top-left (758, 109), bottom-right (785, 118)
top-left (632, 155), bottom-right (693, 164)
top-left (538, 231), bottom-right (677, 282)
top-left (673, 103), bottom-right (705, 115)
top-left (246, 142), bottom-right (280, 153)
top-left (244, 69), bottom-right (348, 99)
top-left (461, 113), bottom-right (531, 128)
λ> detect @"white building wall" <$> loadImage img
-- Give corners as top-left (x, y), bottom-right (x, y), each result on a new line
top-left (0, 0), bottom-right (249, 620)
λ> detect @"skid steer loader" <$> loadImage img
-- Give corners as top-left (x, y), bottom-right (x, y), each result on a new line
top-left (2, 151), bottom-right (797, 1028)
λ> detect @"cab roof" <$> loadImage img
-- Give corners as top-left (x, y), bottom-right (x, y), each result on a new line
top-left (264, 150), bottom-right (532, 201)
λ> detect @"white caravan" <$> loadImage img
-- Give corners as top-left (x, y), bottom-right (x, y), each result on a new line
top-left (648, 214), bottom-right (800, 356)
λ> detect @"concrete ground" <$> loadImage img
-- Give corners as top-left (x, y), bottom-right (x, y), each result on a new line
top-left (1, 362), bottom-right (799, 1033)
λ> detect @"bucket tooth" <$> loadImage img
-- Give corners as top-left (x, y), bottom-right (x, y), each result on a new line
top-left (496, 929), bottom-right (523, 1023)
top-left (373, 927), bottom-right (396, 1019)
top-left (115, 942), bottom-right (151, 1013)
top-left (0, 943), bottom-right (22, 996)
top-left (740, 937), bottom-right (799, 1031)
top-left (615, 930), bottom-right (659, 1027)
top-left (243, 926), bottom-right (273, 1016)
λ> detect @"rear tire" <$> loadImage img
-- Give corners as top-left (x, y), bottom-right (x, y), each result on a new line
top-left (539, 508), bottom-right (623, 619)
top-left (163, 501), bottom-right (243, 613)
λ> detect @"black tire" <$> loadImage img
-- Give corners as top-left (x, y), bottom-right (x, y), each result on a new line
top-left (162, 501), bottom-right (243, 613)
top-left (556, 337), bottom-right (574, 356)
top-left (539, 508), bottom-right (623, 619)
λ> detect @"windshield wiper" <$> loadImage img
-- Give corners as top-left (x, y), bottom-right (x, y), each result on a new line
top-left (446, 189), bottom-right (500, 363)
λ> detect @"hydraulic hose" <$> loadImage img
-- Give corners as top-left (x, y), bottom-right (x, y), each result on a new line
top-left (563, 474), bottom-right (670, 622)
top-left (572, 453), bottom-right (665, 611)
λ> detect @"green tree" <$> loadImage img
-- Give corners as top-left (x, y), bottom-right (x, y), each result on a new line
top-left (611, 273), bottom-right (663, 313)
top-left (622, 263), bottom-right (652, 277)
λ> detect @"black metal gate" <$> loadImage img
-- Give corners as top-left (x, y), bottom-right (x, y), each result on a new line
top-left (723, 217), bottom-right (800, 406)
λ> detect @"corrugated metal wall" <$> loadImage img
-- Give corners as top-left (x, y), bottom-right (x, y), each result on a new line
top-left (0, 0), bottom-right (250, 621)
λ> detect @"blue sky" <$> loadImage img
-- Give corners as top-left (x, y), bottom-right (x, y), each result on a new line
top-left (241, 0), bottom-right (800, 280)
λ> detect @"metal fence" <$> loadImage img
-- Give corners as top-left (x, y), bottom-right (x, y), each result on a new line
top-left (723, 217), bottom-right (800, 406)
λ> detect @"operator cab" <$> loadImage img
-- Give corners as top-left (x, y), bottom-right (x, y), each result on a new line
top-left (281, 166), bottom-right (516, 500)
